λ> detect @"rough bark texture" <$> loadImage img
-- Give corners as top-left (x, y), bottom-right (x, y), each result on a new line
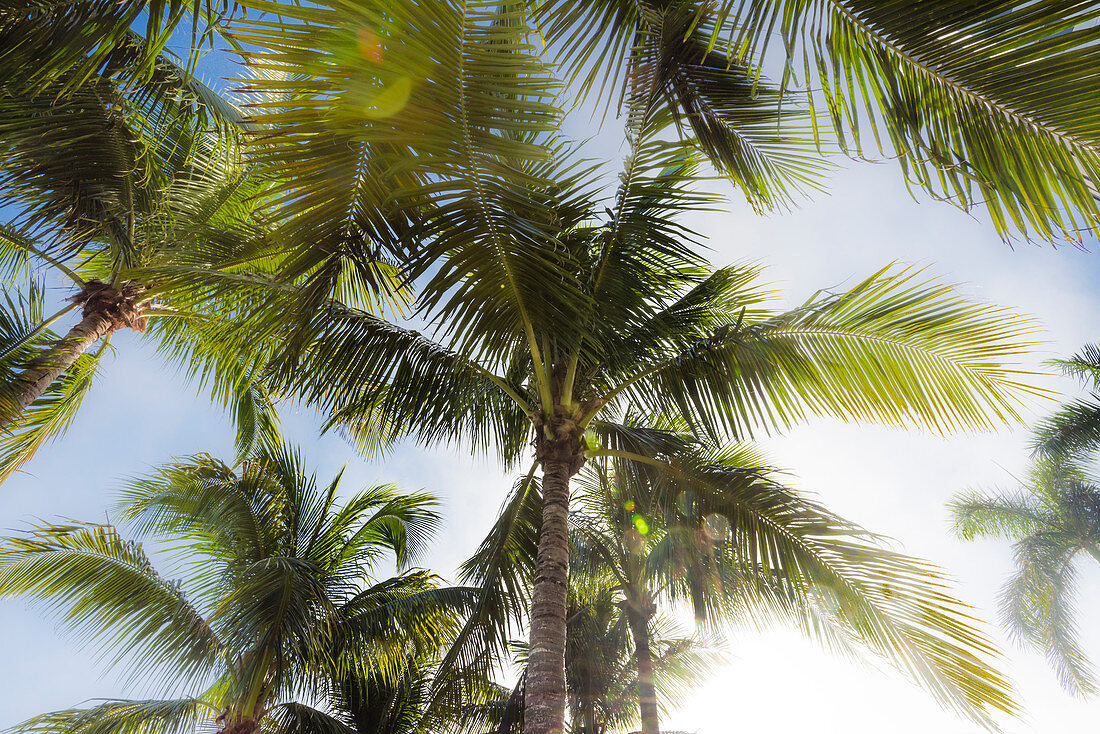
top-left (524, 384), bottom-right (596, 734)
top-left (525, 456), bottom-right (573, 734)
top-left (627, 606), bottom-right (660, 734)
top-left (0, 310), bottom-right (113, 428)
top-left (0, 280), bottom-right (147, 430)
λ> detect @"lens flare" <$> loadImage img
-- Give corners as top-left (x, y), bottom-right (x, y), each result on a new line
top-left (632, 513), bottom-right (649, 535)
top-left (676, 490), bottom-right (697, 517)
top-left (364, 77), bottom-right (412, 119)
top-left (703, 513), bottom-right (731, 542)
top-left (624, 500), bottom-right (635, 512)
top-left (357, 26), bottom-right (384, 63)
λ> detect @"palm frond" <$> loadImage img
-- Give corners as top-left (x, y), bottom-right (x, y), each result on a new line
top-left (262, 301), bottom-right (530, 463)
top-left (643, 5), bottom-right (828, 209)
top-left (661, 455), bottom-right (1018, 728)
top-left (234, 0), bottom-right (568, 343)
top-left (6, 699), bottom-right (214, 734)
top-left (723, 0), bottom-right (1100, 243)
top-left (1033, 398), bottom-right (1100, 459)
top-left (1048, 344), bottom-right (1100, 387)
top-left (265, 702), bottom-right (356, 734)
top-left (0, 521), bottom-right (222, 684)
top-left (432, 472), bottom-right (542, 711)
top-left (622, 266), bottom-right (1041, 440)
top-left (334, 577), bottom-right (476, 682)
top-left (950, 490), bottom-right (1047, 542)
top-left (326, 485), bottom-right (442, 569)
top-left (0, 1), bottom-right (228, 97)
top-left (1001, 535), bottom-right (1095, 695)
top-left (0, 336), bottom-right (106, 482)
top-left (576, 439), bottom-right (1016, 729)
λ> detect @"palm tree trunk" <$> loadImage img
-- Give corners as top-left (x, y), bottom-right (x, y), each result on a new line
top-left (0, 310), bottom-right (113, 428)
top-left (525, 455), bottom-right (574, 734)
top-left (627, 611), bottom-right (659, 734)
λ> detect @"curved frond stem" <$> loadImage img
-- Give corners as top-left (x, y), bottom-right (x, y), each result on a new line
top-left (473, 364), bottom-right (535, 414)
top-left (0, 301), bottom-right (80, 362)
top-left (584, 448), bottom-right (670, 471)
top-left (0, 225), bottom-right (86, 287)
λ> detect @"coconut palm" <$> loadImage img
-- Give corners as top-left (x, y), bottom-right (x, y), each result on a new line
top-left (537, 0), bottom-right (1100, 243)
top-left (1032, 345), bottom-right (1100, 459)
top-left (564, 587), bottom-right (716, 734)
top-left (952, 458), bottom-right (1100, 696)
top-left (252, 104), bottom-right (1045, 731)
top-left (229, 4), bottom-right (1051, 731)
top-left (484, 580), bottom-right (720, 734)
top-left (466, 441), bottom-right (1023, 734)
top-left (0, 41), bottom-right (293, 478)
top-left (0, 445), bottom-right (473, 734)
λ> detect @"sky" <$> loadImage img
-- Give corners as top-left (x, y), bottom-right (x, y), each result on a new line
top-left (4, 21), bottom-right (1100, 734)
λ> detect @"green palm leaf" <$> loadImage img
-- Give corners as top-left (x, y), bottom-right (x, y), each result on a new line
top-left (723, 0), bottom-right (1100, 242)
top-left (622, 266), bottom-right (1042, 439)
top-left (952, 457), bottom-right (1100, 695)
top-left (576, 442), bottom-right (1018, 729)
top-left (0, 521), bottom-right (222, 683)
top-left (0, 337), bottom-right (108, 483)
top-left (6, 699), bottom-right (215, 734)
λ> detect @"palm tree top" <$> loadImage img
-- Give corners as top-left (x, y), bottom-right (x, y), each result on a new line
top-left (953, 455), bottom-right (1100, 696)
top-left (0, 445), bottom-right (478, 734)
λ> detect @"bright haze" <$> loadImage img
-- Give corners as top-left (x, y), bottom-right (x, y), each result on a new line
top-left (2, 27), bottom-right (1100, 734)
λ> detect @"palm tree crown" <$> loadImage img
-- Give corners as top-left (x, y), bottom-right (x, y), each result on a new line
top-left (953, 456), bottom-right (1100, 696)
top-left (0, 446), bottom-right (470, 734)
top-left (0, 37), bottom-right (292, 478)
top-left (253, 96), bottom-right (1041, 734)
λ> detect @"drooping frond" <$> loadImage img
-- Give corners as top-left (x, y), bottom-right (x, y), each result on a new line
top-left (1033, 399), bottom-right (1100, 460)
top-left (537, 0), bottom-right (829, 209)
top-left (262, 300), bottom-right (531, 463)
top-left (636, 5), bottom-right (827, 209)
top-left (234, 0), bottom-right (569, 347)
top-left (1001, 535), bottom-right (1095, 695)
top-left (0, 0), bottom-right (231, 97)
top-left (0, 338), bottom-right (106, 483)
top-left (432, 472), bottom-right (542, 711)
top-left (722, 0), bottom-right (1100, 243)
top-left (6, 699), bottom-right (215, 734)
top-left (667, 455), bottom-right (1017, 728)
top-left (332, 574), bottom-right (475, 686)
top-left (952, 453), bottom-right (1100, 696)
top-left (0, 522), bottom-right (222, 684)
top-left (265, 702), bottom-right (357, 734)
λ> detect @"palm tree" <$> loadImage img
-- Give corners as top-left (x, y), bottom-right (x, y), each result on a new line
top-left (564, 587), bottom-right (716, 734)
top-left (226, 3), bottom-right (1058, 731)
top-left (466, 441), bottom-right (1023, 734)
top-left (250, 115), bottom-right (1043, 732)
top-left (1031, 345), bottom-right (1100, 458)
top-left (0, 445), bottom-right (471, 734)
top-left (952, 457), bottom-right (1100, 696)
top-left (0, 40), bottom-right (296, 477)
top-left (485, 580), bottom-right (720, 734)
